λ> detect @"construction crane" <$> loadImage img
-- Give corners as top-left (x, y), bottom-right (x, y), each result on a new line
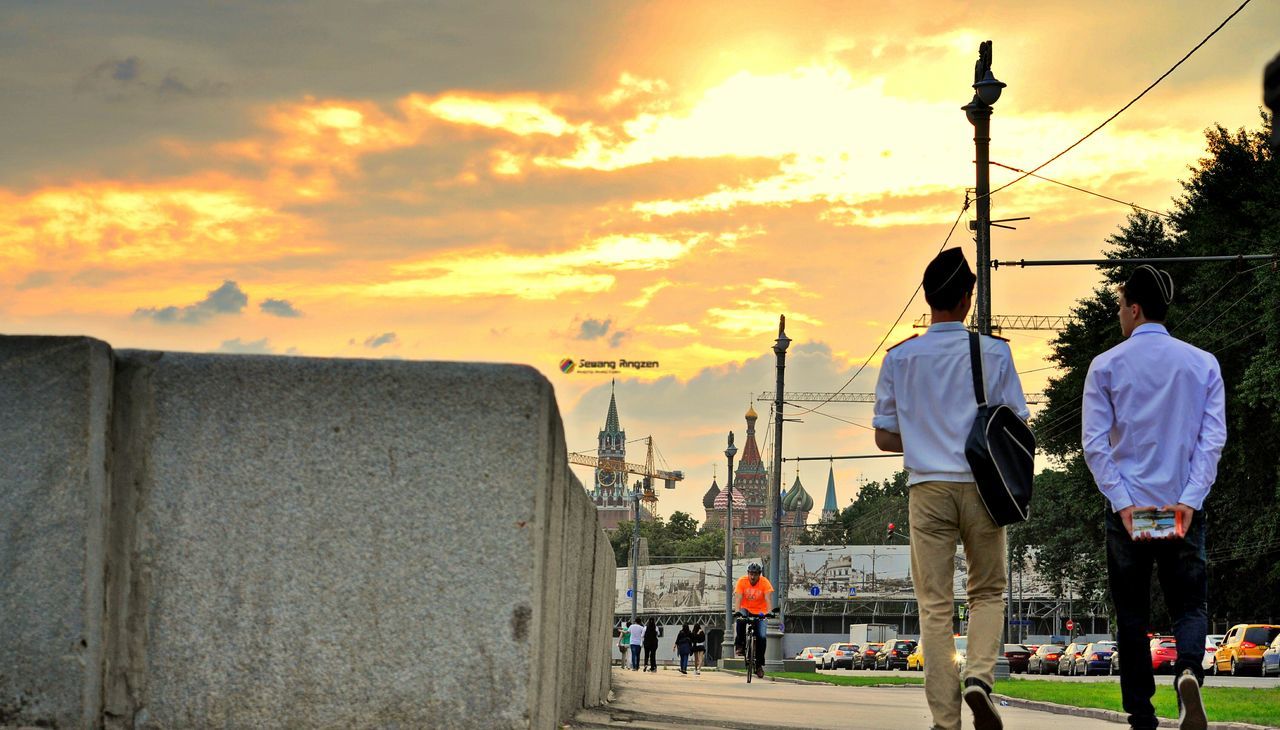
top-left (912, 313), bottom-right (1073, 333)
top-left (567, 436), bottom-right (684, 506)
top-left (758, 391), bottom-right (1047, 405)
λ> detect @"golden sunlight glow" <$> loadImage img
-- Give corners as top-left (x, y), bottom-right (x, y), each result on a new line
top-left (427, 95), bottom-right (573, 136)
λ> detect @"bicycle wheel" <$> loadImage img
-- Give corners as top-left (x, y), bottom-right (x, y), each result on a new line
top-left (746, 634), bottom-right (755, 683)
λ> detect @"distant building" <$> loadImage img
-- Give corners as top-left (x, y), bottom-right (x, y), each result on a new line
top-left (821, 464), bottom-right (839, 522)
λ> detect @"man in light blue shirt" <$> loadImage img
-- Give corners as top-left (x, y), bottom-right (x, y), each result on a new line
top-left (874, 247), bottom-right (1026, 730)
top-left (1082, 265), bottom-right (1226, 730)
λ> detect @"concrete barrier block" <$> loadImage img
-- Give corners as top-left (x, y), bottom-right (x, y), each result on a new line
top-left (104, 351), bottom-right (563, 729)
top-left (0, 336), bottom-right (112, 729)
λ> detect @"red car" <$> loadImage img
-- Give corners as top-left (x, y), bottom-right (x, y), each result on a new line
top-left (1150, 636), bottom-right (1178, 674)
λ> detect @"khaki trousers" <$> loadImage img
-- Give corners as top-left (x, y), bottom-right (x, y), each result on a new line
top-left (910, 481), bottom-right (1007, 730)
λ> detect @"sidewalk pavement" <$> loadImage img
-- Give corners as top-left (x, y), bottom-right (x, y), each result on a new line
top-left (571, 667), bottom-right (1129, 729)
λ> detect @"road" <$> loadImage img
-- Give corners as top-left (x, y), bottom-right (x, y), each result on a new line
top-left (572, 667), bottom-right (1130, 729)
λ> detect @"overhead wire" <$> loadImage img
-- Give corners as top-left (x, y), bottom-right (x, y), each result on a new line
top-left (983, 0), bottom-right (1255, 200)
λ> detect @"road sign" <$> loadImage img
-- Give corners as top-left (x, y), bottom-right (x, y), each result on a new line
top-left (958, 605), bottom-right (967, 619)
top-left (848, 587), bottom-right (857, 596)
top-left (1066, 619), bottom-right (1075, 631)
top-left (810, 585), bottom-right (821, 596)
top-left (626, 589), bottom-right (633, 598)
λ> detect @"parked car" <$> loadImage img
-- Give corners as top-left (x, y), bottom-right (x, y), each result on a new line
top-left (1262, 635), bottom-right (1280, 677)
top-left (907, 642), bottom-right (925, 671)
top-left (1057, 642), bottom-right (1087, 675)
top-left (1150, 636), bottom-right (1179, 674)
top-left (1002, 644), bottom-right (1031, 673)
top-left (1214, 624), bottom-right (1280, 676)
top-left (953, 635), bottom-right (969, 674)
top-left (796, 646), bottom-right (827, 663)
top-left (856, 642), bottom-right (884, 670)
top-left (1028, 644), bottom-right (1064, 675)
top-left (1073, 641), bottom-right (1116, 676)
top-left (876, 640), bottom-right (917, 670)
top-left (1204, 634), bottom-right (1225, 674)
top-left (823, 643), bottom-right (858, 669)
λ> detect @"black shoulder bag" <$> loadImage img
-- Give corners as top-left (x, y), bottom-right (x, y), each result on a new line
top-left (964, 331), bottom-right (1036, 526)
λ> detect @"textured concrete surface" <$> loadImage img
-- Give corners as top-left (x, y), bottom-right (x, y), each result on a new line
top-left (96, 350), bottom-right (613, 729)
top-left (0, 336), bottom-right (112, 729)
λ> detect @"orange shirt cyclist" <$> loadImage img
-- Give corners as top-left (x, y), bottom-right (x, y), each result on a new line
top-left (733, 562), bottom-right (774, 678)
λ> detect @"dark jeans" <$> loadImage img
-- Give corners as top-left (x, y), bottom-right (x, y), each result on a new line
top-left (1106, 508), bottom-right (1208, 729)
top-left (629, 643), bottom-right (641, 670)
top-left (733, 616), bottom-right (768, 665)
top-left (678, 647), bottom-right (691, 672)
top-left (644, 646), bottom-right (657, 671)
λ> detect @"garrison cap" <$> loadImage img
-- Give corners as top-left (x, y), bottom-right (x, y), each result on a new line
top-left (923, 247), bottom-right (976, 298)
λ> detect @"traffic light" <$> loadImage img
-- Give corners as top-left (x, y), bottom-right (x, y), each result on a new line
top-left (887, 522), bottom-right (896, 541)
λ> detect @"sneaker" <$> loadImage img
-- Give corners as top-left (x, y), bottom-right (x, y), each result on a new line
top-left (735, 648), bottom-right (745, 658)
top-left (754, 666), bottom-right (765, 679)
top-left (962, 678), bottom-right (1003, 730)
top-left (1177, 670), bottom-right (1207, 730)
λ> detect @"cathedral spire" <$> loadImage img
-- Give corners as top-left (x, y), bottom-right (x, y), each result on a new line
top-left (822, 462), bottom-right (839, 521)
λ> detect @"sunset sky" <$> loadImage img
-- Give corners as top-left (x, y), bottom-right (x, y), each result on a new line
top-left (4, 1), bottom-right (1277, 521)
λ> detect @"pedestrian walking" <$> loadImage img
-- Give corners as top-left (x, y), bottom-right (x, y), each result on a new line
top-left (674, 625), bottom-right (693, 674)
top-left (691, 623), bottom-right (706, 675)
top-left (618, 626), bottom-right (629, 667)
top-left (873, 247), bottom-right (1028, 730)
top-left (1082, 265), bottom-right (1225, 730)
top-left (643, 618), bottom-right (659, 672)
top-left (627, 618), bottom-right (645, 671)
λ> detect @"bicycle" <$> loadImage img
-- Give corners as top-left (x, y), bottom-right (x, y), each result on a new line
top-left (737, 610), bottom-right (777, 683)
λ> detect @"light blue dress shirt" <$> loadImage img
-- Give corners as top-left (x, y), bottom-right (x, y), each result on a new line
top-left (1082, 323), bottom-right (1226, 512)
top-left (873, 322), bottom-right (1029, 485)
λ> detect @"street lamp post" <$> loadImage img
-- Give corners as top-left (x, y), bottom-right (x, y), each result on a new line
top-left (767, 315), bottom-right (790, 670)
top-left (963, 40), bottom-right (1015, 658)
top-left (630, 484), bottom-right (640, 623)
top-left (721, 432), bottom-right (739, 666)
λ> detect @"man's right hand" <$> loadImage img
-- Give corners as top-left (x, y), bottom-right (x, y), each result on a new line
top-left (1118, 505), bottom-right (1159, 540)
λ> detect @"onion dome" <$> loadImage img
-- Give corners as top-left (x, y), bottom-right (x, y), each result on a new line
top-left (782, 474), bottom-right (813, 512)
top-left (702, 478), bottom-right (721, 509)
top-left (745, 404), bottom-right (758, 420)
top-left (713, 484), bottom-right (746, 509)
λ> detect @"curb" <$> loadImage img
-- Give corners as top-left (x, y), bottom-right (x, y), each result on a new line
top-left (992, 694), bottom-right (1277, 730)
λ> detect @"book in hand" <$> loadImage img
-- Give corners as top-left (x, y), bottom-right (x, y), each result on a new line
top-left (1131, 509), bottom-right (1182, 540)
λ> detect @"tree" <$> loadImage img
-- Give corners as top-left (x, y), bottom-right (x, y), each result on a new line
top-left (609, 511), bottom-right (725, 566)
top-left (1024, 113), bottom-right (1280, 621)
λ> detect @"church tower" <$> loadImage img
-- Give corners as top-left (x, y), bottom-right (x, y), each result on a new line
top-left (593, 380), bottom-right (626, 500)
top-left (821, 464), bottom-right (839, 522)
top-left (733, 404), bottom-right (769, 554)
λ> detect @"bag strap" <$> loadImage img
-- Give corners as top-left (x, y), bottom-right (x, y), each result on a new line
top-left (968, 331), bottom-right (988, 409)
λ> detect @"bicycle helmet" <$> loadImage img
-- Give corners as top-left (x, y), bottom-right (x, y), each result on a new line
top-left (746, 562), bottom-right (762, 573)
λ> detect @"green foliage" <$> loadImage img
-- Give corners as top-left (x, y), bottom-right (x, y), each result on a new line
top-left (796, 469), bottom-right (911, 546)
top-left (1025, 114), bottom-right (1280, 622)
top-left (611, 510), bottom-right (725, 566)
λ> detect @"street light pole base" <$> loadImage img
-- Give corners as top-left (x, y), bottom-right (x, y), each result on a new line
top-left (764, 619), bottom-right (785, 672)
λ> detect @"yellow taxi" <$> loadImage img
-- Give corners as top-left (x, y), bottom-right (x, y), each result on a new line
top-left (907, 642), bottom-right (925, 671)
top-left (1214, 624), bottom-right (1280, 676)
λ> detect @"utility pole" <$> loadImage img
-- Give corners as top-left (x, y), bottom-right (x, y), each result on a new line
top-left (767, 315), bottom-right (790, 671)
top-left (630, 484), bottom-right (640, 623)
top-left (720, 432), bottom-right (738, 666)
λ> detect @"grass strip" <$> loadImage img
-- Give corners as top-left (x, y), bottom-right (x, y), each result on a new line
top-left (766, 671), bottom-right (924, 687)
top-left (994, 678), bottom-right (1280, 727)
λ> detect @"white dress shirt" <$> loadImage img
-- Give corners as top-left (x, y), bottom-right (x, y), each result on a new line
top-left (873, 322), bottom-right (1029, 485)
top-left (1082, 323), bottom-right (1226, 512)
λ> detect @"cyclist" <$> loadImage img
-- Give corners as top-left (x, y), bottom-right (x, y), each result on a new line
top-left (733, 562), bottom-right (775, 678)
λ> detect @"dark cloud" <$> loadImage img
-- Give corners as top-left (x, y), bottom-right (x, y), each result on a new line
top-left (260, 298), bottom-right (302, 317)
top-left (609, 330), bottom-right (627, 348)
top-left (16, 271), bottom-right (54, 290)
top-left (218, 337), bottom-right (274, 354)
top-left (133, 280), bottom-right (247, 325)
top-left (576, 317), bottom-right (612, 340)
top-left (364, 332), bottom-right (397, 349)
top-left (76, 55), bottom-right (230, 101)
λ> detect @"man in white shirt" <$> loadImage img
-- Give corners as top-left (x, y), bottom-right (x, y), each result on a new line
top-left (874, 247), bottom-right (1027, 730)
top-left (1083, 265), bottom-right (1226, 730)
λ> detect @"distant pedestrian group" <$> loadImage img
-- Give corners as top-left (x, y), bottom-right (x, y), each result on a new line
top-left (617, 620), bottom-right (706, 675)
